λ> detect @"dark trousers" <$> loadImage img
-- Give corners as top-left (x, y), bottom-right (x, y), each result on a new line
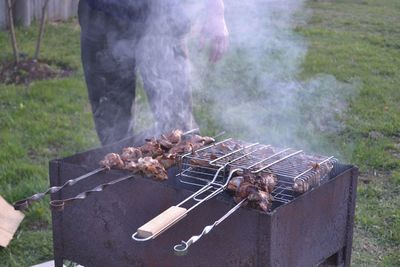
top-left (78, 0), bottom-right (195, 145)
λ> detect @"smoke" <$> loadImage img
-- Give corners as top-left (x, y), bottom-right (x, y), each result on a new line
top-left (186, 0), bottom-right (359, 155)
top-left (101, 0), bottom-right (359, 155)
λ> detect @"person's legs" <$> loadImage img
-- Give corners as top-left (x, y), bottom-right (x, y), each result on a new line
top-left (137, 35), bottom-right (195, 134)
top-left (136, 0), bottom-right (196, 134)
top-left (78, 0), bottom-right (141, 145)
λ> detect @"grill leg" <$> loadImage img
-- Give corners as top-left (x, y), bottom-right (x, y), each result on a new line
top-left (344, 169), bottom-right (358, 266)
top-left (50, 160), bottom-right (65, 267)
top-left (318, 247), bottom-right (345, 267)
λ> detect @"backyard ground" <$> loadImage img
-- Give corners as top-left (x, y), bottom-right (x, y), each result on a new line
top-left (0, 0), bottom-right (399, 266)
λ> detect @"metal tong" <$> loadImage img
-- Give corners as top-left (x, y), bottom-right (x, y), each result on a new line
top-left (132, 167), bottom-right (242, 241)
top-left (131, 142), bottom-right (267, 241)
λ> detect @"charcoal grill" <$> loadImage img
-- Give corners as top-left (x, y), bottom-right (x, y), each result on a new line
top-left (49, 132), bottom-right (358, 267)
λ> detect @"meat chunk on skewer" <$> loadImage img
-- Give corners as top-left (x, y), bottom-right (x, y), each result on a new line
top-left (156, 155), bottom-right (177, 169)
top-left (99, 130), bottom-right (216, 181)
top-left (137, 157), bottom-right (168, 181)
top-left (100, 153), bottom-right (124, 170)
top-left (258, 172), bottom-right (277, 193)
top-left (166, 142), bottom-right (193, 158)
top-left (293, 161), bottom-right (333, 193)
top-left (165, 129), bottom-right (183, 144)
top-left (228, 170), bottom-right (276, 212)
top-left (123, 161), bottom-right (140, 173)
top-left (233, 181), bottom-right (273, 212)
top-left (188, 134), bottom-right (215, 145)
top-left (140, 138), bottom-right (164, 157)
top-left (241, 170), bottom-right (277, 193)
top-left (227, 176), bottom-right (244, 191)
top-left (121, 147), bottom-right (142, 162)
top-left (293, 179), bottom-right (310, 194)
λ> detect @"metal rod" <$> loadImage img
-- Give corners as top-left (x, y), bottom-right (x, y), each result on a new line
top-left (209, 143), bottom-right (259, 165)
top-left (182, 128), bottom-right (200, 136)
top-left (13, 167), bottom-right (106, 211)
top-left (49, 174), bottom-right (134, 211)
top-left (252, 150), bottom-right (303, 173)
top-left (174, 199), bottom-right (247, 256)
top-left (293, 156), bottom-right (334, 181)
top-left (246, 148), bottom-right (291, 170)
top-left (182, 138), bottom-right (233, 159)
top-left (13, 128), bottom-right (200, 211)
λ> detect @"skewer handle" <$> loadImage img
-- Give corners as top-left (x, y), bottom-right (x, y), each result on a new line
top-left (173, 199), bottom-right (246, 256)
top-left (133, 206), bottom-right (187, 240)
top-left (13, 167), bottom-right (105, 211)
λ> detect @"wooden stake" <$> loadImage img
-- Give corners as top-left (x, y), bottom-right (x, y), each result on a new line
top-left (6, 0), bottom-right (19, 63)
top-left (34, 0), bottom-right (50, 60)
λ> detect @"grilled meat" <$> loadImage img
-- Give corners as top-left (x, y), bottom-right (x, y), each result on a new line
top-left (158, 136), bottom-right (174, 150)
top-left (258, 172), bottom-right (277, 193)
top-left (293, 179), bottom-right (310, 194)
top-left (227, 176), bottom-right (244, 191)
top-left (156, 155), bottom-right (177, 169)
top-left (166, 142), bottom-right (193, 158)
top-left (137, 157), bottom-right (168, 181)
top-left (165, 129), bottom-right (183, 144)
top-left (188, 134), bottom-right (215, 145)
top-left (228, 170), bottom-right (276, 212)
top-left (247, 190), bottom-right (273, 212)
top-left (100, 153), bottom-right (124, 170)
top-left (234, 181), bottom-right (273, 212)
top-left (140, 138), bottom-right (164, 157)
top-left (189, 158), bottom-right (211, 168)
top-left (121, 147), bottom-right (142, 162)
top-left (123, 161), bottom-right (140, 173)
top-left (240, 170), bottom-right (277, 193)
top-left (236, 181), bottom-right (258, 199)
top-left (99, 130), bottom-right (216, 181)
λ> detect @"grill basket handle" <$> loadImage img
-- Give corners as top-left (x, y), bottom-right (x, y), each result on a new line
top-left (132, 206), bottom-right (188, 241)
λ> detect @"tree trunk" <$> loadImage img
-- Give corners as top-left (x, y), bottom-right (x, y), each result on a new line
top-left (6, 0), bottom-right (19, 63)
top-left (34, 0), bottom-right (50, 60)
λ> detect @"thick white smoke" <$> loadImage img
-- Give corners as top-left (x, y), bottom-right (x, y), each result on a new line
top-left (187, 0), bottom-right (359, 156)
top-left (108, 0), bottom-right (359, 157)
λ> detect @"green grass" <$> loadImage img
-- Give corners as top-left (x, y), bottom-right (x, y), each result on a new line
top-left (1, 0), bottom-right (400, 266)
top-left (0, 20), bottom-right (98, 266)
top-left (297, 0), bottom-right (400, 266)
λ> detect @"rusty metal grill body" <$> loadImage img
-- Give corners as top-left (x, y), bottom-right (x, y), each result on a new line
top-left (50, 134), bottom-right (358, 267)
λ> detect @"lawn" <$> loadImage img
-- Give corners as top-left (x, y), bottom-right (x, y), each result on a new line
top-left (0, 0), bottom-right (399, 266)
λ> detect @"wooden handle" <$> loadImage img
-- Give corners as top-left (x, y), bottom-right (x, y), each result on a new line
top-left (137, 206), bottom-right (187, 238)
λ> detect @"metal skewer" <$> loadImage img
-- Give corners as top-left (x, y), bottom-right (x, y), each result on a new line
top-left (173, 199), bottom-right (247, 256)
top-left (13, 128), bottom-right (201, 211)
top-left (13, 167), bottom-right (106, 211)
top-left (49, 174), bottom-right (134, 211)
top-left (48, 129), bottom-right (207, 212)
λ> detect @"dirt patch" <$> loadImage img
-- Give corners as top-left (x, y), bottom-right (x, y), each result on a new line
top-left (0, 59), bottom-right (74, 85)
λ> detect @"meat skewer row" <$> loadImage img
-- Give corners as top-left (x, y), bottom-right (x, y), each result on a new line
top-left (100, 130), bottom-right (216, 181)
top-left (13, 129), bottom-right (201, 211)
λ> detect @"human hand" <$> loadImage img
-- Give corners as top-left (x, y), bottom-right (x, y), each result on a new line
top-left (199, 0), bottom-right (229, 63)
